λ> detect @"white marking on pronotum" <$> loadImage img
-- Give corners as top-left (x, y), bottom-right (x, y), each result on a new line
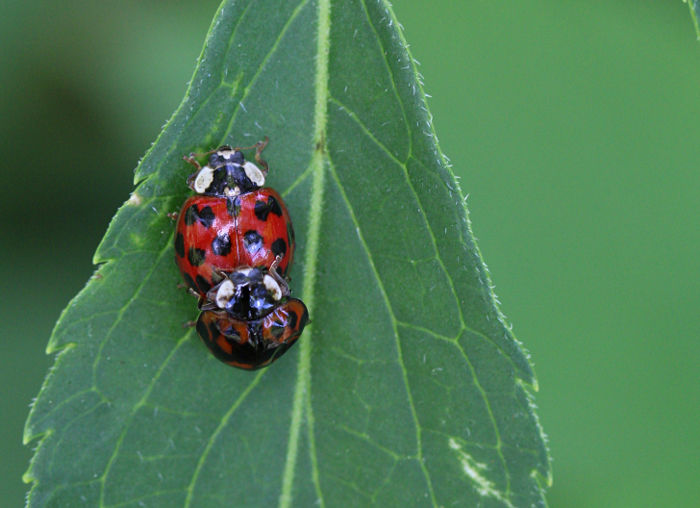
top-left (193, 166), bottom-right (215, 193)
top-left (448, 438), bottom-right (514, 507)
top-left (263, 274), bottom-right (283, 301)
top-left (243, 161), bottom-right (265, 187)
top-left (214, 279), bottom-right (235, 309)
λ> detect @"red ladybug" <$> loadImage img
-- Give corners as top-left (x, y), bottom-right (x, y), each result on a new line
top-left (174, 140), bottom-right (294, 296)
top-left (195, 299), bottom-right (308, 370)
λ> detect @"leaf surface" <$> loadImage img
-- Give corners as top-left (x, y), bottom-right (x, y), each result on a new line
top-left (25, 0), bottom-right (550, 506)
top-left (687, 0), bottom-right (700, 38)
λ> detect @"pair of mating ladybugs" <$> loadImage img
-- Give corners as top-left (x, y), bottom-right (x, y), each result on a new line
top-left (173, 138), bottom-right (308, 370)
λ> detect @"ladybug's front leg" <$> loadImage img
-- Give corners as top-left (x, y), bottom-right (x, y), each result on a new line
top-left (268, 255), bottom-right (291, 297)
top-left (183, 153), bottom-right (202, 171)
top-left (254, 136), bottom-right (269, 175)
top-left (183, 146), bottom-right (221, 170)
top-left (177, 282), bottom-right (201, 299)
top-left (233, 137), bottom-right (269, 175)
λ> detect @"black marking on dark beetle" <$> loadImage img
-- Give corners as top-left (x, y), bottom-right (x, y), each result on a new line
top-left (196, 275), bottom-right (212, 293)
top-left (175, 232), bottom-right (185, 258)
top-left (188, 247), bottom-right (206, 266)
top-left (208, 320), bottom-right (221, 342)
top-left (248, 321), bottom-right (264, 347)
top-left (288, 310), bottom-right (298, 330)
top-left (211, 232), bottom-right (232, 256)
top-left (271, 238), bottom-right (287, 257)
top-left (219, 322), bottom-right (242, 343)
top-left (196, 317), bottom-right (211, 341)
top-left (268, 319), bottom-right (286, 340)
top-left (243, 230), bottom-right (263, 254)
top-left (226, 197), bottom-right (240, 217)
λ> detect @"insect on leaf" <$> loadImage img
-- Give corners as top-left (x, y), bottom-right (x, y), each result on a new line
top-left (24, 0), bottom-right (551, 506)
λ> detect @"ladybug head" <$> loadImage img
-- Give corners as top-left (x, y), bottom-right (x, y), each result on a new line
top-left (208, 145), bottom-right (244, 167)
top-left (205, 266), bottom-right (289, 321)
top-left (188, 145), bottom-right (267, 197)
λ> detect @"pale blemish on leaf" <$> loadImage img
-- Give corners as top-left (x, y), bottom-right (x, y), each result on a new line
top-left (448, 438), bottom-right (514, 508)
top-left (126, 192), bottom-right (143, 206)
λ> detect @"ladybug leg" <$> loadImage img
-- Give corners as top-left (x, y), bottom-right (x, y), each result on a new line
top-left (233, 136), bottom-right (268, 152)
top-left (182, 154), bottom-right (202, 171)
top-left (183, 147), bottom-right (220, 170)
top-left (177, 283), bottom-right (201, 299)
top-left (205, 268), bottom-right (237, 309)
top-left (199, 300), bottom-right (218, 311)
top-left (211, 267), bottom-right (230, 285)
top-left (183, 320), bottom-right (196, 329)
top-left (268, 255), bottom-right (290, 297)
top-left (233, 137), bottom-right (269, 175)
top-left (254, 136), bottom-right (269, 175)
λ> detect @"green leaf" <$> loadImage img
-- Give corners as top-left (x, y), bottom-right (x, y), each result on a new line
top-left (687, 0), bottom-right (700, 38)
top-left (24, 0), bottom-right (550, 506)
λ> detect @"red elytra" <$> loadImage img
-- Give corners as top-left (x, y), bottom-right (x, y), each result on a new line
top-left (174, 188), bottom-right (294, 297)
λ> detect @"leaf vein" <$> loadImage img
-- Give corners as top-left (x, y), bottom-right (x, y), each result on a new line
top-left (326, 155), bottom-right (438, 507)
top-left (97, 330), bottom-right (193, 506)
top-left (183, 369), bottom-right (266, 507)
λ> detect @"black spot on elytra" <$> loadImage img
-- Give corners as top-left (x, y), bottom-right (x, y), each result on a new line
top-left (269, 195), bottom-right (283, 216)
top-left (184, 204), bottom-right (215, 228)
top-left (188, 247), bottom-right (206, 266)
top-left (243, 230), bottom-right (263, 254)
top-left (226, 197), bottom-right (240, 217)
top-left (208, 320), bottom-right (221, 342)
top-left (254, 200), bottom-right (270, 221)
top-left (196, 317), bottom-right (210, 341)
top-left (175, 232), bottom-right (185, 257)
top-left (254, 195), bottom-right (283, 222)
top-left (196, 275), bottom-right (212, 293)
top-left (288, 310), bottom-right (298, 330)
top-left (219, 322), bottom-right (242, 343)
top-left (271, 238), bottom-right (286, 257)
top-left (184, 205), bottom-right (198, 225)
top-left (197, 206), bottom-right (215, 228)
top-left (182, 272), bottom-right (197, 292)
top-left (248, 321), bottom-right (264, 346)
top-left (268, 320), bottom-right (286, 340)
top-left (211, 233), bottom-right (231, 256)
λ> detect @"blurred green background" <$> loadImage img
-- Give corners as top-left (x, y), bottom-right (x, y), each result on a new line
top-left (1, 1), bottom-right (698, 506)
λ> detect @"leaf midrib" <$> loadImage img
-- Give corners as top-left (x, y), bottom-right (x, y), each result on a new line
top-left (278, 0), bottom-right (331, 505)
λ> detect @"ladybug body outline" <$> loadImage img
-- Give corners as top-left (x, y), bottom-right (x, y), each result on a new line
top-left (196, 299), bottom-right (309, 370)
